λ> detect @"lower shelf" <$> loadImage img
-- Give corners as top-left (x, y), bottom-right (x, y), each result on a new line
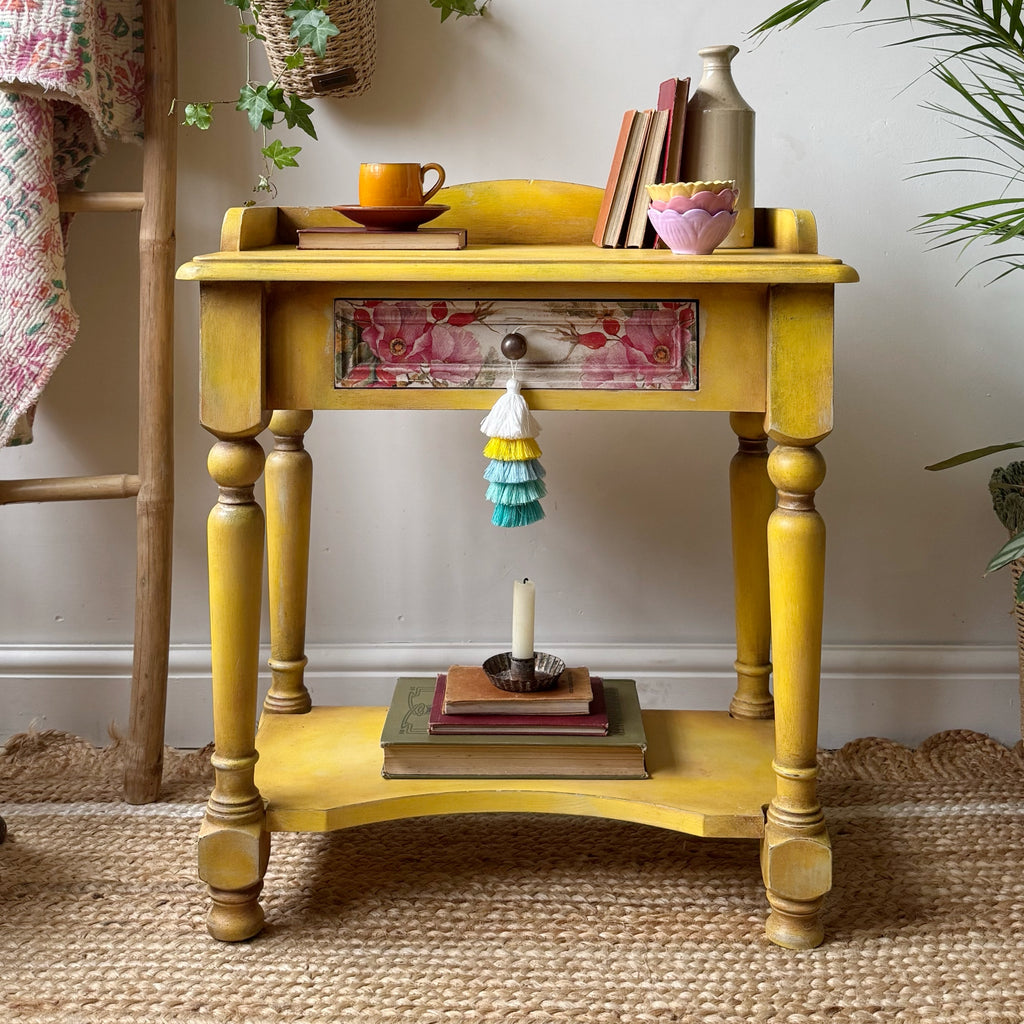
top-left (254, 706), bottom-right (776, 839)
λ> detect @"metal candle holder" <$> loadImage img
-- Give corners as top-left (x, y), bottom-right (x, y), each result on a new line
top-left (482, 651), bottom-right (567, 693)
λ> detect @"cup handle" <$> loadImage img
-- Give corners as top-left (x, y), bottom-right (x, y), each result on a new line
top-left (420, 163), bottom-right (446, 204)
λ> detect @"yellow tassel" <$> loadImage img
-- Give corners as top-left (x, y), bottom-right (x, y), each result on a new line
top-left (483, 436), bottom-right (542, 461)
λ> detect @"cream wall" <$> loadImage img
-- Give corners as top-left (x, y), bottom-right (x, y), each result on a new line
top-left (1, 0), bottom-right (1021, 747)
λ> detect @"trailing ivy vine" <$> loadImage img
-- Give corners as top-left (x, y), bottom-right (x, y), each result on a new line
top-left (181, 0), bottom-right (490, 196)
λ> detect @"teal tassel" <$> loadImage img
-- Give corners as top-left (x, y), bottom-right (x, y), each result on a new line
top-left (481, 371), bottom-right (546, 527)
top-left (491, 500), bottom-right (545, 528)
top-left (483, 458), bottom-right (546, 484)
top-left (485, 478), bottom-right (548, 506)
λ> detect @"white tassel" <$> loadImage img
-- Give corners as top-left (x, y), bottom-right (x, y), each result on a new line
top-left (479, 377), bottom-right (540, 440)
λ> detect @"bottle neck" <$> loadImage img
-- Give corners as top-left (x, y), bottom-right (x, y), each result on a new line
top-left (699, 43), bottom-right (740, 67)
top-left (694, 44), bottom-right (751, 110)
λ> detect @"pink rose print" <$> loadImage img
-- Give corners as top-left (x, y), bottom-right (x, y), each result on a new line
top-left (420, 322), bottom-right (483, 384)
top-left (582, 306), bottom-right (694, 389)
top-left (347, 301), bottom-right (482, 386)
top-left (359, 301), bottom-right (430, 365)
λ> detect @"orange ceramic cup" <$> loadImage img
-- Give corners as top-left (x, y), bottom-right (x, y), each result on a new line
top-left (358, 162), bottom-right (446, 207)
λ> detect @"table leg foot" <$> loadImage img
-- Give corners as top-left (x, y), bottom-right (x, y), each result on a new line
top-left (207, 881), bottom-right (266, 942)
top-left (764, 892), bottom-right (825, 950)
top-left (760, 812), bottom-right (831, 950)
top-left (198, 812), bottom-right (270, 942)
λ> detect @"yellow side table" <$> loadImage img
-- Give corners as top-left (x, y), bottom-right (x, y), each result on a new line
top-left (177, 181), bottom-right (858, 949)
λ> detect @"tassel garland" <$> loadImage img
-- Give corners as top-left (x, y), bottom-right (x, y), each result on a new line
top-left (481, 376), bottom-right (546, 527)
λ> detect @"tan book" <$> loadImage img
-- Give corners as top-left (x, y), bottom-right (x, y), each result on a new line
top-left (382, 678), bottom-right (647, 779)
top-left (443, 664), bottom-right (593, 715)
top-left (296, 227), bottom-right (467, 250)
top-left (624, 107), bottom-right (668, 248)
top-left (592, 108), bottom-right (653, 247)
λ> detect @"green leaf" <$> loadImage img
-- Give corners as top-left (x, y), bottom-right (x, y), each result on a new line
top-left (986, 529), bottom-right (1024, 573)
top-left (284, 52), bottom-right (306, 70)
top-left (262, 139), bottom-right (302, 169)
top-left (224, 0), bottom-right (251, 10)
top-left (926, 440), bottom-right (1024, 470)
top-left (749, 0), bottom-right (1024, 279)
top-left (429, 0), bottom-right (489, 19)
top-left (237, 83), bottom-right (284, 131)
top-left (238, 23), bottom-right (263, 41)
top-left (283, 94), bottom-right (317, 138)
top-left (183, 102), bottom-right (214, 130)
top-left (287, 6), bottom-right (340, 56)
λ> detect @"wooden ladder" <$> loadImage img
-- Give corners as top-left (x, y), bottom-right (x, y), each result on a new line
top-left (0, 1), bottom-right (177, 804)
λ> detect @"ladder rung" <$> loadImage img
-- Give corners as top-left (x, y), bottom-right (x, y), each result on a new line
top-left (58, 192), bottom-right (145, 213)
top-left (0, 474), bottom-right (141, 505)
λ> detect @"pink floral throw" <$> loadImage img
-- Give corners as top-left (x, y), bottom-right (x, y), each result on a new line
top-left (0, 1), bottom-right (144, 446)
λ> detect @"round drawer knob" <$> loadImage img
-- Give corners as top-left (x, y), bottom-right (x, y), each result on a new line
top-left (500, 332), bottom-right (528, 361)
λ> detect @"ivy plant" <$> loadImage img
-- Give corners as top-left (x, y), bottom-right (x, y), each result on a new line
top-left (183, 0), bottom-right (490, 196)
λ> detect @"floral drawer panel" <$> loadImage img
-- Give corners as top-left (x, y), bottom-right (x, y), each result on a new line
top-left (334, 298), bottom-right (699, 390)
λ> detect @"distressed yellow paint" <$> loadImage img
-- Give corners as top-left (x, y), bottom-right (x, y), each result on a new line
top-left (220, 204), bottom-right (278, 253)
top-left (179, 242), bottom-right (857, 286)
top-left (765, 285), bottom-right (835, 445)
top-left (181, 189), bottom-right (858, 948)
top-left (254, 706), bottom-right (776, 838)
top-left (199, 283), bottom-right (267, 437)
top-left (263, 280), bottom-right (769, 413)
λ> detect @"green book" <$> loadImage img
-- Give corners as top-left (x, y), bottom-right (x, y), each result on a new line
top-left (380, 677), bottom-right (648, 780)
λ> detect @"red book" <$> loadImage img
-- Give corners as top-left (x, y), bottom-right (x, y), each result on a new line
top-left (657, 77), bottom-right (690, 184)
top-left (429, 676), bottom-right (610, 736)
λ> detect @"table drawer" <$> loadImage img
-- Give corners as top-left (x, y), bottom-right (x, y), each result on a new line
top-left (333, 298), bottom-right (698, 390)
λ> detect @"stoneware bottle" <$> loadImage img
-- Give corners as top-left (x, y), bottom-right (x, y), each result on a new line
top-left (681, 44), bottom-right (755, 248)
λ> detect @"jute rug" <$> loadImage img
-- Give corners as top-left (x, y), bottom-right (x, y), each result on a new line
top-left (2, 729), bottom-right (1024, 1024)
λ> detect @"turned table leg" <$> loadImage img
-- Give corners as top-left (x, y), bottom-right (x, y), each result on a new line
top-left (264, 410), bottom-right (314, 715)
top-left (198, 437), bottom-right (270, 942)
top-left (729, 412), bottom-right (775, 720)
top-left (761, 442), bottom-right (831, 949)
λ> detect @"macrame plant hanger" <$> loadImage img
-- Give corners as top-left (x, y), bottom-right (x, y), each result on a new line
top-left (480, 332), bottom-right (546, 527)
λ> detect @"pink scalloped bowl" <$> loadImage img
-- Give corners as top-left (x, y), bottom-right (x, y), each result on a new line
top-left (647, 208), bottom-right (737, 255)
top-left (650, 188), bottom-right (739, 215)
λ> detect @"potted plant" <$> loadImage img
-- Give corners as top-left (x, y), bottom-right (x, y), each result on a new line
top-left (753, 2), bottom-right (1024, 577)
top-left (185, 0), bottom-right (490, 195)
top-left (752, 0), bottom-right (1024, 729)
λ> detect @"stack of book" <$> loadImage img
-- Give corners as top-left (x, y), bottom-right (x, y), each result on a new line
top-left (592, 76), bottom-right (690, 249)
top-left (380, 668), bottom-right (648, 779)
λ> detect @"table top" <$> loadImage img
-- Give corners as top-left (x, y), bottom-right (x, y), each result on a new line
top-left (178, 241), bottom-right (859, 286)
top-left (176, 204), bottom-right (859, 287)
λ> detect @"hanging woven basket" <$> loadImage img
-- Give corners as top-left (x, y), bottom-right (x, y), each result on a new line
top-left (259, 0), bottom-right (376, 99)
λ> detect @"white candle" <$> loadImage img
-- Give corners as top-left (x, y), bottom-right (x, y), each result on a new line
top-left (511, 578), bottom-right (535, 660)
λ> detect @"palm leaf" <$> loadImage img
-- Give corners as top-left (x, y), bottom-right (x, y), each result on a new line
top-left (926, 440), bottom-right (1024, 470)
top-left (751, 0), bottom-right (1024, 277)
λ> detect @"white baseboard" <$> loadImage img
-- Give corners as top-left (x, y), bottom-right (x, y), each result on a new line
top-left (0, 642), bottom-right (1019, 749)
